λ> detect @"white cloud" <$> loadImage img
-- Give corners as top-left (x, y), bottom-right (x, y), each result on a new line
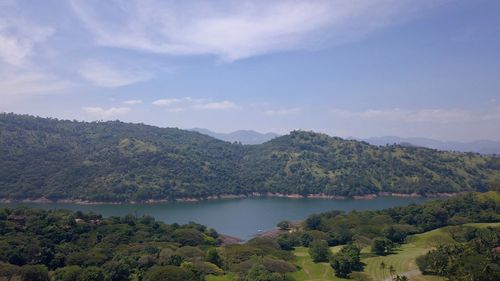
top-left (152, 98), bottom-right (180, 106)
top-left (264, 107), bottom-right (301, 116)
top-left (194, 100), bottom-right (240, 110)
top-left (123, 99), bottom-right (143, 105)
top-left (83, 106), bottom-right (131, 118)
top-left (71, 0), bottom-right (445, 61)
top-left (0, 6), bottom-right (69, 99)
top-left (0, 18), bottom-right (54, 66)
top-left (80, 60), bottom-right (152, 88)
top-left (152, 97), bottom-right (239, 111)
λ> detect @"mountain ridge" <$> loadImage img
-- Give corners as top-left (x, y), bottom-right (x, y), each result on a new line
top-left (1, 113), bottom-right (499, 202)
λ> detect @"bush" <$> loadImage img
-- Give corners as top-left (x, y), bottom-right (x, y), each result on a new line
top-left (21, 264), bottom-right (49, 281)
top-left (308, 240), bottom-right (330, 262)
top-left (143, 265), bottom-right (194, 281)
top-left (53, 265), bottom-right (82, 281)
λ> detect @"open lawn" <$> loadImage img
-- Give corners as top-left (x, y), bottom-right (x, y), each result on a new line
top-left (292, 222), bottom-right (498, 281)
top-left (291, 247), bottom-right (350, 281)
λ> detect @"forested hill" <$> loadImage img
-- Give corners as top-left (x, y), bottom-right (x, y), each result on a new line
top-left (1, 113), bottom-right (499, 202)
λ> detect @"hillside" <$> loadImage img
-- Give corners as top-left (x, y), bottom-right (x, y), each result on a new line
top-left (0, 113), bottom-right (499, 202)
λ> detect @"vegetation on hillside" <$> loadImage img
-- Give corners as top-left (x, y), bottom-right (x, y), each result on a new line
top-left (0, 207), bottom-right (296, 281)
top-left (1, 113), bottom-right (499, 202)
top-left (274, 192), bottom-right (499, 280)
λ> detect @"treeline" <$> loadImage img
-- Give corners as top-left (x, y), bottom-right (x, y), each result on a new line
top-left (274, 192), bottom-right (499, 279)
top-left (1, 113), bottom-right (499, 201)
top-left (0, 207), bottom-right (297, 281)
top-left (417, 225), bottom-right (499, 280)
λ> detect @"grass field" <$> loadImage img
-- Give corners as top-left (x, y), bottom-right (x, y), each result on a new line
top-left (291, 222), bottom-right (499, 281)
top-left (291, 247), bottom-right (350, 281)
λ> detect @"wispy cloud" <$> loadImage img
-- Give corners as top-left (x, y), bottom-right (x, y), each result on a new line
top-left (264, 107), bottom-right (301, 116)
top-left (83, 106), bottom-right (131, 118)
top-left (0, 4), bottom-right (69, 99)
top-left (0, 19), bottom-right (54, 67)
top-left (123, 99), bottom-right (143, 105)
top-left (152, 98), bottom-right (181, 106)
top-left (71, 0), bottom-right (445, 61)
top-left (152, 97), bottom-right (240, 111)
top-left (79, 60), bottom-right (152, 88)
top-left (194, 100), bottom-right (240, 110)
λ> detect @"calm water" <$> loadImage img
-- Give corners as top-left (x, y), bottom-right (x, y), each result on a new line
top-left (0, 197), bottom-right (428, 239)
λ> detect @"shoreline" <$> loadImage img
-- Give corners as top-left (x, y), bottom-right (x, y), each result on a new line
top-left (0, 192), bottom-right (462, 205)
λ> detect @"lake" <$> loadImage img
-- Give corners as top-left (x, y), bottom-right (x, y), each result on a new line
top-left (0, 196), bottom-right (428, 239)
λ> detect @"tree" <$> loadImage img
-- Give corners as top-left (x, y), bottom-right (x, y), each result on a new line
top-left (53, 266), bottom-right (82, 281)
top-left (105, 261), bottom-right (130, 281)
top-left (21, 265), bottom-right (49, 281)
top-left (308, 240), bottom-right (330, 262)
top-left (372, 238), bottom-right (394, 256)
top-left (172, 229), bottom-right (205, 246)
top-left (330, 244), bottom-right (362, 278)
top-left (245, 263), bottom-right (294, 281)
top-left (143, 266), bottom-right (194, 281)
top-left (206, 248), bottom-right (222, 268)
top-left (77, 266), bottom-right (106, 281)
top-left (277, 221), bottom-right (291, 231)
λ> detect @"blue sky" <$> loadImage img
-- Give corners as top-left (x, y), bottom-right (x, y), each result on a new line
top-left (1, 0), bottom-right (499, 141)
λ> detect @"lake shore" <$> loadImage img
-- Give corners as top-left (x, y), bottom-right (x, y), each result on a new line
top-left (0, 191), bottom-right (461, 205)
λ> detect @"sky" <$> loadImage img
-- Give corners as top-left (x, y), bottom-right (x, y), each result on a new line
top-left (0, 0), bottom-right (499, 141)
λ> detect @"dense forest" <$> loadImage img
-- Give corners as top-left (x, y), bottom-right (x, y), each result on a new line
top-left (1, 113), bottom-right (499, 202)
top-left (0, 206), bottom-right (296, 281)
top-left (0, 192), bottom-right (497, 281)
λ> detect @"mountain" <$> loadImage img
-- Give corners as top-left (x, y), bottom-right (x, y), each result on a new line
top-left (365, 136), bottom-right (500, 155)
top-left (191, 128), bottom-right (279, 144)
top-left (1, 113), bottom-right (499, 202)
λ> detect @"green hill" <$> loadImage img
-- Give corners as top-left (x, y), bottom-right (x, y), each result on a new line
top-left (0, 113), bottom-right (499, 202)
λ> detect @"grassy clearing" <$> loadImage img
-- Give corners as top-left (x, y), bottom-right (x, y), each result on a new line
top-left (291, 222), bottom-right (498, 281)
top-left (291, 247), bottom-right (349, 281)
top-left (361, 222), bottom-right (499, 281)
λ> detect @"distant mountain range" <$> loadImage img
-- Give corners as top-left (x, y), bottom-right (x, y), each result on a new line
top-left (192, 129), bottom-right (500, 154)
top-left (364, 136), bottom-right (500, 155)
top-left (191, 128), bottom-right (279, 145)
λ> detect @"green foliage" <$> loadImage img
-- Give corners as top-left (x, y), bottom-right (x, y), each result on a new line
top-left (53, 265), bottom-right (83, 281)
top-left (143, 265), bottom-right (194, 281)
top-left (77, 266), bottom-right (106, 281)
top-left (244, 263), bottom-right (295, 281)
top-left (308, 240), bottom-right (330, 262)
top-left (206, 248), bottom-right (223, 268)
top-left (371, 238), bottom-right (394, 256)
top-left (21, 264), bottom-right (49, 281)
top-left (294, 192), bottom-right (499, 248)
top-left (0, 207), bottom-right (220, 280)
top-left (417, 226), bottom-right (500, 280)
top-left (1, 114), bottom-right (499, 201)
top-left (277, 220), bottom-right (290, 231)
top-left (173, 229), bottom-right (206, 246)
top-left (330, 244), bottom-right (362, 278)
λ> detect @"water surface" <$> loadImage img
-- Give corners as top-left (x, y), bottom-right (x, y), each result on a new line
top-left (0, 196), bottom-right (428, 239)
